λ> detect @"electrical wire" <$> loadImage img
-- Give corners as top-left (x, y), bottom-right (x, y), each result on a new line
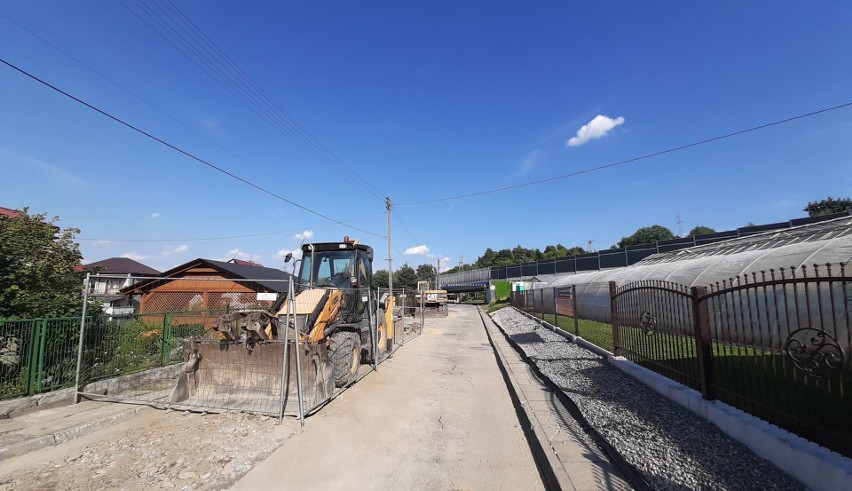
top-left (121, 0), bottom-right (386, 204)
top-left (78, 212), bottom-right (385, 243)
top-left (0, 57), bottom-right (386, 239)
top-left (396, 100), bottom-right (852, 206)
top-left (0, 11), bottom-right (325, 209)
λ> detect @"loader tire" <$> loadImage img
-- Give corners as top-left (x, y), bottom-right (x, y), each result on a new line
top-left (329, 331), bottom-right (360, 388)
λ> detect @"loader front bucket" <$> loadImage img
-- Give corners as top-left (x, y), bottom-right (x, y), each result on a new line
top-left (169, 338), bottom-right (333, 416)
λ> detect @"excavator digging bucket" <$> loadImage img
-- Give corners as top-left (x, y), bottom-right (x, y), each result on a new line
top-left (169, 338), bottom-right (334, 416)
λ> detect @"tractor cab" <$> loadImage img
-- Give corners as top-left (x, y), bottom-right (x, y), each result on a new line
top-left (297, 238), bottom-right (374, 290)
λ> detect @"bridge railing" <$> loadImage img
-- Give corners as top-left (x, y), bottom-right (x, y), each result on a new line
top-left (438, 268), bottom-right (491, 287)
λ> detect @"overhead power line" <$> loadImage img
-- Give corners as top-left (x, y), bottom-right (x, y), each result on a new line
top-left (397, 100), bottom-right (852, 206)
top-left (0, 11), bottom-right (323, 209)
top-left (0, 57), bottom-right (385, 239)
top-left (78, 212), bottom-right (385, 243)
top-left (120, 0), bottom-right (386, 204)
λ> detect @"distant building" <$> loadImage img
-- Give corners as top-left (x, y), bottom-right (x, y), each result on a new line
top-left (0, 206), bottom-right (21, 218)
top-left (121, 258), bottom-right (292, 325)
top-left (227, 258), bottom-right (262, 267)
top-left (83, 257), bottom-right (161, 315)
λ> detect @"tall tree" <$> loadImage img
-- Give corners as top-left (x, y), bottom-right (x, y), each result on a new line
top-left (393, 264), bottom-right (418, 290)
top-left (616, 225), bottom-right (676, 248)
top-left (804, 197), bottom-right (852, 217)
top-left (688, 225), bottom-right (716, 237)
top-left (372, 269), bottom-right (389, 289)
top-left (475, 248), bottom-right (496, 268)
top-left (416, 264), bottom-right (436, 283)
top-left (0, 209), bottom-right (84, 318)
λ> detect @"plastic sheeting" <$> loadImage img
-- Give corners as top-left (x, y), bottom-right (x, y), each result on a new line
top-left (539, 217), bottom-right (852, 326)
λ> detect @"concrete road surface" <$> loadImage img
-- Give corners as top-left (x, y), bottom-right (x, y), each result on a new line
top-left (233, 304), bottom-right (544, 490)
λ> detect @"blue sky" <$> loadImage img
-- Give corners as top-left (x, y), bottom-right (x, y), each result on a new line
top-left (2, 1), bottom-right (851, 273)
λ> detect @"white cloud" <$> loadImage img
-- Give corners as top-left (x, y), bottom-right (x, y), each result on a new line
top-left (567, 114), bottom-right (626, 147)
top-left (404, 245), bottom-right (430, 256)
top-left (151, 212), bottom-right (161, 219)
top-left (121, 251), bottom-right (151, 261)
top-left (276, 248), bottom-right (303, 262)
top-left (219, 249), bottom-right (261, 263)
top-left (295, 230), bottom-right (314, 241)
top-left (512, 150), bottom-right (539, 177)
top-left (161, 244), bottom-right (189, 256)
top-left (1, 147), bottom-right (85, 185)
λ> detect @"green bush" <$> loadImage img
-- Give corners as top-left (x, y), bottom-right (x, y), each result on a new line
top-left (492, 281), bottom-right (511, 302)
top-left (95, 319), bottom-right (163, 377)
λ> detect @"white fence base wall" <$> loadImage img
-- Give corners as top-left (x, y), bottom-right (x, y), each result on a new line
top-left (609, 356), bottom-right (852, 491)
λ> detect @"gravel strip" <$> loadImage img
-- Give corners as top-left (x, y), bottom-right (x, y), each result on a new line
top-left (491, 307), bottom-right (806, 491)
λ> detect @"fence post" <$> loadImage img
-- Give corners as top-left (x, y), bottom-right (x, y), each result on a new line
top-left (73, 272), bottom-right (91, 404)
top-left (25, 319), bottom-right (41, 395)
top-left (573, 285), bottom-right (579, 336)
top-left (537, 288), bottom-right (542, 319)
top-left (553, 287), bottom-right (558, 329)
top-left (690, 286), bottom-right (716, 400)
top-left (609, 281), bottom-right (621, 354)
top-left (160, 313), bottom-right (173, 366)
top-left (35, 318), bottom-right (48, 393)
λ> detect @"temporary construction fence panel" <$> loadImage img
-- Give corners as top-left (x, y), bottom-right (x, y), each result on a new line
top-left (71, 275), bottom-right (425, 420)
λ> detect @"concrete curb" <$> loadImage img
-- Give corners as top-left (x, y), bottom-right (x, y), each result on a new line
top-left (478, 309), bottom-right (571, 491)
top-left (480, 308), bottom-right (639, 491)
top-left (0, 406), bottom-right (145, 461)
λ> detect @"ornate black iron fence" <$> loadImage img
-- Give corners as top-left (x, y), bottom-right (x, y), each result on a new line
top-left (612, 280), bottom-right (705, 393)
top-left (509, 262), bottom-right (851, 457)
top-left (698, 264), bottom-right (850, 456)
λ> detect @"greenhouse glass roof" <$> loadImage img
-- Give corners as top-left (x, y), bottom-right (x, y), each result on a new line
top-left (548, 216), bottom-right (851, 289)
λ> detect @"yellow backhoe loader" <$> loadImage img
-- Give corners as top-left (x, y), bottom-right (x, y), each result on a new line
top-left (169, 238), bottom-right (396, 415)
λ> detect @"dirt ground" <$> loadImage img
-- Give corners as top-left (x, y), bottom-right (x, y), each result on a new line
top-left (0, 305), bottom-right (541, 490)
top-left (0, 409), bottom-right (300, 491)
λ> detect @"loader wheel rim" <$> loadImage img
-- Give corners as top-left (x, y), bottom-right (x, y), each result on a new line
top-left (350, 341), bottom-right (359, 375)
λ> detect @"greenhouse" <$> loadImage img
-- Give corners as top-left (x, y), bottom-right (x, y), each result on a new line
top-left (538, 216), bottom-right (852, 348)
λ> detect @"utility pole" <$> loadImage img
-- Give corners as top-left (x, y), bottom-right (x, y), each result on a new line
top-left (436, 258), bottom-right (442, 289)
top-left (386, 197), bottom-right (393, 293)
top-left (675, 212), bottom-right (684, 237)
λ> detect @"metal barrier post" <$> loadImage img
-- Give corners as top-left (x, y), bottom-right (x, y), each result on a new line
top-left (371, 288), bottom-right (378, 371)
top-left (400, 288), bottom-right (405, 345)
top-left (538, 288), bottom-right (543, 319)
top-left (573, 285), bottom-right (579, 335)
top-left (609, 281), bottom-right (620, 355)
top-left (691, 286), bottom-right (716, 400)
top-left (160, 313), bottom-right (172, 366)
top-left (553, 287), bottom-right (558, 330)
top-left (33, 318), bottom-right (48, 394)
top-left (25, 319), bottom-right (41, 395)
top-left (73, 273), bottom-right (90, 404)
top-left (279, 277), bottom-right (305, 425)
top-left (419, 291), bottom-right (424, 334)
